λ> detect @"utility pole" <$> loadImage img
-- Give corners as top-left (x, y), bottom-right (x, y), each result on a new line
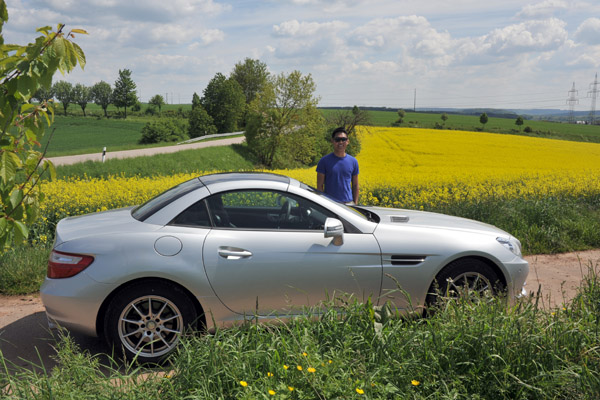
top-left (165, 93), bottom-right (169, 104)
top-left (413, 88), bottom-right (416, 112)
top-left (588, 73), bottom-right (599, 125)
top-left (566, 82), bottom-right (578, 124)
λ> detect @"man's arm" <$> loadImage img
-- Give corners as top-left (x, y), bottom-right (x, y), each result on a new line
top-left (316, 172), bottom-right (325, 192)
top-left (351, 174), bottom-right (359, 205)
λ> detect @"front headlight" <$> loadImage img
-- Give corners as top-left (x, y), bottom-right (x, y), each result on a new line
top-left (496, 236), bottom-right (522, 257)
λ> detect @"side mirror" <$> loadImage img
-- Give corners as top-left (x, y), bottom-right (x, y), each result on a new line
top-left (324, 218), bottom-right (344, 246)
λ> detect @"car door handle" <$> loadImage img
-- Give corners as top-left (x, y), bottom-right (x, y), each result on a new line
top-left (218, 247), bottom-right (253, 260)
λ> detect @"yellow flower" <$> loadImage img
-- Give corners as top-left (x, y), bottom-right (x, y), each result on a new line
top-left (356, 388), bottom-right (364, 394)
top-left (411, 380), bottom-right (420, 386)
top-left (267, 372), bottom-right (273, 377)
top-left (283, 365), bottom-right (289, 370)
top-left (328, 360), bottom-right (333, 364)
top-left (288, 386), bottom-right (294, 392)
top-left (307, 367), bottom-right (316, 373)
top-left (239, 380), bottom-right (248, 387)
top-left (297, 365), bottom-right (302, 371)
top-left (268, 389), bottom-right (276, 395)
top-left (302, 352), bottom-right (308, 356)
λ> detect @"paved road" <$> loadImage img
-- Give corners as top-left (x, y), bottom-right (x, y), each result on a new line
top-left (47, 136), bottom-right (246, 166)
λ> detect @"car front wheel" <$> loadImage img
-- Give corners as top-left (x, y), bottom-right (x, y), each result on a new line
top-left (426, 258), bottom-right (504, 307)
top-left (104, 281), bottom-right (197, 363)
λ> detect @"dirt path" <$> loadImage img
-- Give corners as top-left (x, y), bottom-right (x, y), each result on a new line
top-left (1, 249), bottom-right (599, 372)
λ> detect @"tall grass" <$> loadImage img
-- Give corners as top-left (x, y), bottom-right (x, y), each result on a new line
top-left (0, 245), bottom-right (51, 295)
top-left (2, 264), bottom-right (599, 399)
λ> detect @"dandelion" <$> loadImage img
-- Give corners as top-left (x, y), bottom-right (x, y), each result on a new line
top-left (302, 352), bottom-right (308, 356)
top-left (283, 365), bottom-right (289, 370)
top-left (356, 388), bottom-right (364, 394)
top-left (307, 367), bottom-right (316, 373)
top-left (297, 365), bottom-right (302, 371)
top-left (267, 372), bottom-right (273, 377)
top-left (239, 381), bottom-right (248, 387)
top-left (328, 360), bottom-right (333, 364)
top-left (288, 386), bottom-right (294, 392)
top-left (411, 380), bottom-right (420, 386)
top-left (268, 389), bottom-right (276, 395)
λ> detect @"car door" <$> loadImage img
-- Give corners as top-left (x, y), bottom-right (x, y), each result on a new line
top-left (202, 189), bottom-right (382, 316)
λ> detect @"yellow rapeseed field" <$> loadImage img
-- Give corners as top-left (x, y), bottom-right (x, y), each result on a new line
top-left (39, 127), bottom-right (600, 225)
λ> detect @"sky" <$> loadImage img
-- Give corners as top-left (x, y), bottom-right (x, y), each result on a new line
top-left (3, 0), bottom-right (600, 110)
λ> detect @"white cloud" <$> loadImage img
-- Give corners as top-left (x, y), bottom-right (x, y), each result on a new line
top-left (516, 0), bottom-right (569, 19)
top-left (574, 18), bottom-right (600, 45)
top-left (480, 18), bottom-right (568, 56)
top-left (272, 20), bottom-right (349, 37)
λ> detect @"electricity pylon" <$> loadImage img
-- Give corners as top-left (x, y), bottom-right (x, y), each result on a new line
top-left (566, 82), bottom-right (578, 124)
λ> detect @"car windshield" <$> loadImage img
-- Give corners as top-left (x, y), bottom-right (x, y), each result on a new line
top-left (299, 182), bottom-right (369, 221)
top-left (132, 178), bottom-right (204, 221)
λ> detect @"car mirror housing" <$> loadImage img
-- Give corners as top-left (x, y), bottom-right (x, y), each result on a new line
top-left (324, 217), bottom-right (344, 245)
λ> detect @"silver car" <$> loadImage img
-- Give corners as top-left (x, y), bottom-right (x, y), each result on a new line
top-left (41, 172), bottom-right (528, 362)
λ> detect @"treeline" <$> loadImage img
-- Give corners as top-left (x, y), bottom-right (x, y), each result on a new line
top-left (34, 68), bottom-right (143, 118)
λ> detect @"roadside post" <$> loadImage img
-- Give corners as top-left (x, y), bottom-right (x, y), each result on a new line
top-left (102, 147), bottom-right (106, 163)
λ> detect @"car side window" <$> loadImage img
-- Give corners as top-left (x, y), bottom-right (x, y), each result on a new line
top-left (206, 190), bottom-right (336, 230)
top-left (169, 200), bottom-right (211, 227)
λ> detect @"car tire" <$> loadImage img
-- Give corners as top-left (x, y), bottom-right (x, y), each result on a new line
top-left (425, 258), bottom-right (504, 307)
top-left (104, 280), bottom-right (197, 363)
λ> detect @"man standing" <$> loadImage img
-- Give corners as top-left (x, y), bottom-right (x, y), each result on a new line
top-left (316, 127), bottom-right (359, 204)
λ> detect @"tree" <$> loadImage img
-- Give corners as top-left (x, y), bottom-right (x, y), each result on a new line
top-left (188, 104), bottom-right (217, 138)
top-left (515, 116), bottom-right (524, 131)
top-left (149, 94), bottom-right (165, 113)
top-left (396, 109), bottom-right (406, 124)
top-left (479, 112), bottom-right (488, 129)
top-left (192, 92), bottom-right (201, 109)
top-left (32, 86), bottom-right (54, 103)
top-left (72, 83), bottom-right (91, 116)
top-left (441, 113), bottom-right (448, 125)
top-left (0, 5), bottom-right (86, 248)
top-left (201, 73), bottom-right (245, 133)
top-left (245, 70), bottom-right (324, 168)
top-left (53, 80), bottom-right (73, 116)
top-left (90, 81), bottom-right (112, 117)
top-left (230, 58), bottom-right (270, 104)
top-left (112, 69), bottom-right (137, 118)
top-left (323, 105), bottom-right (369, 156)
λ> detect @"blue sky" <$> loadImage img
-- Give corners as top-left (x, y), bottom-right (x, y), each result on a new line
top-left (4, 0), bottom-right (600, 110)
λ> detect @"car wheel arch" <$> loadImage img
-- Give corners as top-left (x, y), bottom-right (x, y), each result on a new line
top-left (426, 256), bottom-right (507, 300)
top-left (95, 277), bottom-right (206, 338)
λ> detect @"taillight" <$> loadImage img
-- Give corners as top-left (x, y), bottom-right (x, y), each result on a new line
top-left (47, 250), bottom-right (95, 279)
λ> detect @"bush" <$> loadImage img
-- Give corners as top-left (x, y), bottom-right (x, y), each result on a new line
top-left (139, 118), bottom-right (188, 144)
top-left (524, 126), bottom-right (533, 133)
top-left (188, 106), bottom-right (217, 138)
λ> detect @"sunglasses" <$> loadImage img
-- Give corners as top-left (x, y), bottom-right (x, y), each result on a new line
top-left (334, 137), bottom-right (348, 142)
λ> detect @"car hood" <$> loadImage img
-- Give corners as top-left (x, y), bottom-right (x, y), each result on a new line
top-left (54, 206), bottom-right (155, 246)
top-left (365, 206), bottom-right (510, 236)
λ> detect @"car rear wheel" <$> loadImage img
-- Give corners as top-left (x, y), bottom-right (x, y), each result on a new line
top-left (104, 281), bottom-right (197, 363)
top-left (426, 258), bottom-right (504, 307)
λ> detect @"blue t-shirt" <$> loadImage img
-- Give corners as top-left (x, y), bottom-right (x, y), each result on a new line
top-left (316, 153), bottom-right (359, 202)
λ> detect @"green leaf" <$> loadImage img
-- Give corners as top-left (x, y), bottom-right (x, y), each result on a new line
top-left (13, 220), bottom-right (28, 242)
top-left (72, 42), bottom-right (86, 69)
top-left (0, 217), bottom-right (7, 235)
top-left (0, 151), bottom-right (18, 184)
top-left (9, 189), bottom-right (23, 209)
top-left (43, 159), bottom-right (56, 181)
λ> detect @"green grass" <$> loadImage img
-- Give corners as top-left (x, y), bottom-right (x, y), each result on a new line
top-left (53, 142), bottom-right (256, 180)
top-left (2, 266), bottom-right (599, 398)
top-left (0, 244), bottom-right (51, 295)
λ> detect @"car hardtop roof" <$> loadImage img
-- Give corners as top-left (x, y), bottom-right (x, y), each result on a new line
top-left (198, 172), bottom-right (294, 186)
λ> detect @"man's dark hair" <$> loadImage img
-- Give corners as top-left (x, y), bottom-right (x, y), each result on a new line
top-left (331, 126), bottom-right (348, 138)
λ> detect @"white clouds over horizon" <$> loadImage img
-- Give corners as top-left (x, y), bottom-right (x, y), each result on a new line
top-left (3, 0), bottom-right (599, 109)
